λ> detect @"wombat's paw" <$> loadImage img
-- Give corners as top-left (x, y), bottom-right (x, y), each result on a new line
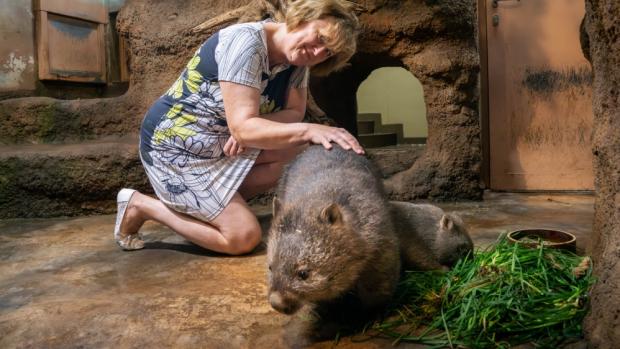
top-left (303, 313), bottom-right (369, 342)
top-left (306, 321), bottom-right (342, 342)
top-left (304, 298), bottom-right (379, 341)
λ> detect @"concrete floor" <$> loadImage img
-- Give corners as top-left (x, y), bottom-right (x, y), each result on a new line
top-left (0, 192), bottom-right (594, 348)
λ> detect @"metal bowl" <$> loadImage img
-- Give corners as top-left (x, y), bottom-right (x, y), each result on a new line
top-left (507, 229), bottom-right (577, 253)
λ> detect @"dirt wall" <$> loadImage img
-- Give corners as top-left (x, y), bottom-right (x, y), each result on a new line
top-left (582, 1), bottom-right (620, 347)
top-left (0, 0), bottom-right (481, 218)
top-left (313, 0), bottom-right (482, 200)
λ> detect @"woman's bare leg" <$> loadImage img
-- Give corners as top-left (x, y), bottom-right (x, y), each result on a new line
top-left (238, 145), bottom-right (306, 199)
top-left (120, 192), bottom-right (260, 255)
top-left (118, 145), bottom-right (304, 254)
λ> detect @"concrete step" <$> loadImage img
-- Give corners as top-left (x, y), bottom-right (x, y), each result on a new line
top-left (358, 132), bottom-right (398, 148)
top-left (0, 135), bottom-right (150, 218)
top-left (0, 134), bottom-right (426, 218)
top-left (357, 113), bottom-right (382, 124)
top-left (357, 113), bottom-right (405, 145)
top-left (380, 123), bottom-right (404, 144)
top-left (357, 120), bottom-right (375, 134)
top-left (0, 96), bottom-right (137, 145)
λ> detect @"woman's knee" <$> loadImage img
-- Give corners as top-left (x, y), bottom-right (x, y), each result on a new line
top-left (212, 193), bottom-right (262, 255)
top-left (226, 224), bottom-right (262, 255)
top-left (257, 144), bottom-right (306, 164)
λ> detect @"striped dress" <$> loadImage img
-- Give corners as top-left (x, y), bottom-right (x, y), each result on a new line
top-left (139, 21), bottom-right (309, 221)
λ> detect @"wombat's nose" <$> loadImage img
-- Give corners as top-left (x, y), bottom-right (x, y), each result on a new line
top-left (269, 292), bottom-right (299, 315)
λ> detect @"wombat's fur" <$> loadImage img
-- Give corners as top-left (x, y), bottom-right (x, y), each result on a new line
top-left (390, 201), bottom-right (474, 271)
top-left (267, 145), bottom-right (400, 315)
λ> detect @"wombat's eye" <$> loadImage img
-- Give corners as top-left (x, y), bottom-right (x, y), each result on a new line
top-left (297, 270), bottom-right (309, 280)
top-left (268, 265), bottom-right (272, 271)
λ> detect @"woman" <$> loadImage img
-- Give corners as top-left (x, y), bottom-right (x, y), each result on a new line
top-left (114, 0), bottom-right (362, 254)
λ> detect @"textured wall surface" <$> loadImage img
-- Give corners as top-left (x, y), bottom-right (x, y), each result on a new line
top-left (0, 0), bottom-right (481, 217)
top-left (0, 0), bottom-right (35, 92)
top-left (311, 0), bottom-right (482, 201)
top-left (582, 0), bottom-right (620, 347)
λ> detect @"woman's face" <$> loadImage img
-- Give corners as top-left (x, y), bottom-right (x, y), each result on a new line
top-left (285, 18), bottom-right (335, 67)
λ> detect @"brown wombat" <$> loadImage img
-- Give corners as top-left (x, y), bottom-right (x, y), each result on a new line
top-left (390, 201), bottom-right (474, 271)
top-left (267, 144), bottom-right (401, 315)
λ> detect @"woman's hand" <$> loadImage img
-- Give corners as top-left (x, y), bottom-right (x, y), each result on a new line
top-left (223, 135), bottom-right (245, 156)
top-left (305, 124), bottom-right (365, 154)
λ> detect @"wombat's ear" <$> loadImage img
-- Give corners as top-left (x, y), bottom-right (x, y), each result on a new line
top-left (440, 214), bottom-right (454, 230)
top-left (319, 203), bottom-right (343, 225)
top-left (272, 196), bottom-right (281, 215)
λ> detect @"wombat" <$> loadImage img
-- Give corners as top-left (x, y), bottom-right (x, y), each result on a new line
top-left (390, 201), bottom-right (474, 271)
top-left (267, 144), bottom-right (400, 315)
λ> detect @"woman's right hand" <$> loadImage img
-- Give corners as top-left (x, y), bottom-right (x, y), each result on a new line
top-left (304, 123), bottom-right (365, 154)
top-left (223, 135), bottom-right (245, 157)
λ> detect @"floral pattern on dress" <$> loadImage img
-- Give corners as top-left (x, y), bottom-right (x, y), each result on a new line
top-left (159, 135), bottom-right (205, 168)
top-left (186, 80), bottom-right (225, 119)
top-left (155, 163), bottom-right (217, 209)
top-left (153, 103), bottom-right (198, 145)
top-left (259, 95), bottom-right (279, 115)
top-left (166, 49), bottom-right (204, 99)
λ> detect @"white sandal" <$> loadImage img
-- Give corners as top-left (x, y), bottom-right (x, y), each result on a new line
top-left (114, 188), bottom-right (145, 250)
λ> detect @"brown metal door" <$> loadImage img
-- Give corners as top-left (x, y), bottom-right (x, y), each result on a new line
top-left (487, 0), bottom-right (593, 190)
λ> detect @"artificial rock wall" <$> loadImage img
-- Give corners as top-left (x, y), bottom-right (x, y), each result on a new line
top-left (0, 0), bottom-right (481, 218)
top-left (582, 0), bottom-right (620, 347)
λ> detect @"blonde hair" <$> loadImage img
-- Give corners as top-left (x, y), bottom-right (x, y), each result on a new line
top-left (285, 0), bottom-right (359, 76)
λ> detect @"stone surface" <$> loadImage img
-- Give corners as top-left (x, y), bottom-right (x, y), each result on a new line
top-left (0, 136), bottom-right (151, 218)
top-left (581, 1), bottom-right (620, 347)
top-left (0, 193), bottom-right (594, 348)
top-left (0, 142), bottom-right (420, 219)
top-left (0, 0), bottom-right (480, 218)
top-left (366, 144), bottom-right (425, 178)
top-left (310, 0), bottom-right (482, 201)
top-left (0, 0), bottom-right (249, 145)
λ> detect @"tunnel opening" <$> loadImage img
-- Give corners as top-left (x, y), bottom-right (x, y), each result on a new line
top-left (356, 66), bottom-right (427, 148)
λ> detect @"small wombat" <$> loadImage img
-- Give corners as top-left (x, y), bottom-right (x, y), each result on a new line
top-left (390, 201), bottom-right (474, 271)
top-left (267, 145), bottom-right (401, 315)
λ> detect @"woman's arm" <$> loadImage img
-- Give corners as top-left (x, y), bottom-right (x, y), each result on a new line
top-left (223, 86), bottom-right (306, 156)
top-left (259, 86), bottom-right (307, 124)
top-left (221, 81), bottom-right (363, 153)
top-left (221, 81), bottom-right (306, 150)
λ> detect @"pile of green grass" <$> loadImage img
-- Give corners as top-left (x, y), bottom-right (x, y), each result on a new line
top-left (372, 235), bottom-right (595, 348)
